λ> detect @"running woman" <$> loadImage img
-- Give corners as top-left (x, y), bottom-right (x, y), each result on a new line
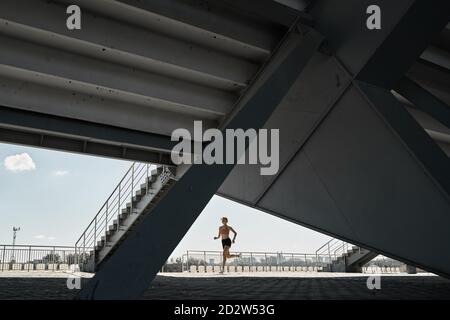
top-left (214, 217), bottom-right (241, 273)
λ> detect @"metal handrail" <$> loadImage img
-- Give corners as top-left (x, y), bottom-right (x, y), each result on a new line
top-left (315, 238), bottom-right (356, 263)
top-left (315, 238), bottom-right (339, 255)
top-left (74, 162), bottom-right (156, 261)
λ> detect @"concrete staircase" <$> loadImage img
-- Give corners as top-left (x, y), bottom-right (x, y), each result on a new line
top-left (322, 246), bottom-right (378, 273)
top-left (316, 239), bottom-right (378, 273)
top-left (75, 163), bottom-right (176, 272)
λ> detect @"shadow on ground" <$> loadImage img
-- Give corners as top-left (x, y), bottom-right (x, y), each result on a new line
top-left (0, 275), bottom-right (450, 300)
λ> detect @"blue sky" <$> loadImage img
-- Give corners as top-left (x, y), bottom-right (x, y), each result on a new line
top-left (0, 143), bottom-right (331, 258)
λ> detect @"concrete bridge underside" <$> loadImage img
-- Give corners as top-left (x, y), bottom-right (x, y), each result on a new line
top-left (0, 0), bottom-right (449, 298)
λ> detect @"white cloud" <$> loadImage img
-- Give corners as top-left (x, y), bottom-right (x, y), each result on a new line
top-left (54, 170), bottom-right (69, 176)
top-left (4, 153), bottom-right (36, 172)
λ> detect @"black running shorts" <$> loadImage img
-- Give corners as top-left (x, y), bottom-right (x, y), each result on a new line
top-left (222, 238), bottom-right (232, 249)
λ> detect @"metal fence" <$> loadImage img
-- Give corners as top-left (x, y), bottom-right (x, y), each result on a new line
top-left (0, 246), bottom-right (418, 274)
top-left (180, 250), bottom-right (410, 274)
top-left (0, 245), bottom-right (83, 272)
top-left (182, 250), bottom-right (335, 273)
top-left (362, 256), bottom-right (407, 274)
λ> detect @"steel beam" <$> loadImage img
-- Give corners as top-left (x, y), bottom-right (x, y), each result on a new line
top-left (407, 60), bottom-right (450, 107)
top-left (355, 1), bottom-right (450, 88)
top-left (56, 0), bottom-right (274, 62)
top-left (1, 0), bottom-right (261, 87)
top-left (77, 26), bottom-right (323, 299)
top-left (0, 106), bottom-right (176, 164)
top-left (206, 0), bottom-right (313, 28)
top-left (0, 34), bottom-right (235, 118)
top-left (395, 77), bottom-right (450, 128)
top-left (311, 0), bottom-right (450, 88)
top-left (113, 0), bottom-right (286, 54)
top-left (356, 81), bottom-right (450, 196)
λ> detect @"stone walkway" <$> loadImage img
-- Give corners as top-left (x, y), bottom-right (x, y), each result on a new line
top-left (0, 272), bottom-right (449, 299)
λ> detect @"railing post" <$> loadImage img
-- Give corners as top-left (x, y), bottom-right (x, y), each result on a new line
top-left (186, 250), bottom-right (189, 273)
top-left (304, 254), bottom-right (307, 271)
top-left (327, 243), bottom-right (331, 263)
top-left (28, 246), bottom-right (31, 271)
top-left (1, 246), bottom-right (4, 272)
top-left (117, 182), bottom-right (122, 222)
top-left (276, 252), bottom-right (279, 271)
top-left (83, 234), bottom-right (86, 263)
top-left (264, 253), bottom-right (267, 272)
top-left (291, 253), bottom-right (294, 271)
top-left (146, 164), bottom-right (149, 195)
top-left (52, 246), bottom-right (56, 272)
top-left (94, 217), bottom-right (97, 264)
top-left (105, 202), bottom-right (109, 236)
top-left (118, 181), bottom-right (121, 226)
top-left (131, 163), bottom-right (135, 213)
top-left (75, 245), bottom-right (78, 268)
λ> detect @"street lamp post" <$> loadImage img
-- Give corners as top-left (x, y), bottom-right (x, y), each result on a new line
top-left (11, 227), bottom-right (20, 263)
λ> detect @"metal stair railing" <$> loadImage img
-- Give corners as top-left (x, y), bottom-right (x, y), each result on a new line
top-left (315, 238), bottom-right (354, 265)
top-left (74, 162), bottom-right (160, 266)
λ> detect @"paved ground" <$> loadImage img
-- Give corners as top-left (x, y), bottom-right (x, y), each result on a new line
top-left (0, 272), bottom-right (449, 299)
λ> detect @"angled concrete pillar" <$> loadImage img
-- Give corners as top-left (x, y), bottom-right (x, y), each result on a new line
top-left (220, 0), bottom-right (450, 277)
top-left (77, 26), bottom-right (323, 299)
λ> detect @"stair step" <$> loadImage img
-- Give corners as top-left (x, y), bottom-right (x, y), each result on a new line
top-left (79, 165), bottom-right (178, 271)
top-left (138, 185), bottom-right (148, 193)
top-left (119, 212), bottom-right (128, 219)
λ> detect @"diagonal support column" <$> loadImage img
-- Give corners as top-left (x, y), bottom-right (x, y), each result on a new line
top-left (77, 25), bottom-right (323, 299)
top-left (220, 0), bottom-right (450, 277)
top-left (356, 81), bottom-right (450, 194)
top-left (349, 0), bottom-right (450, 213)
top-left (394, 76), bottom-right (450, 129)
